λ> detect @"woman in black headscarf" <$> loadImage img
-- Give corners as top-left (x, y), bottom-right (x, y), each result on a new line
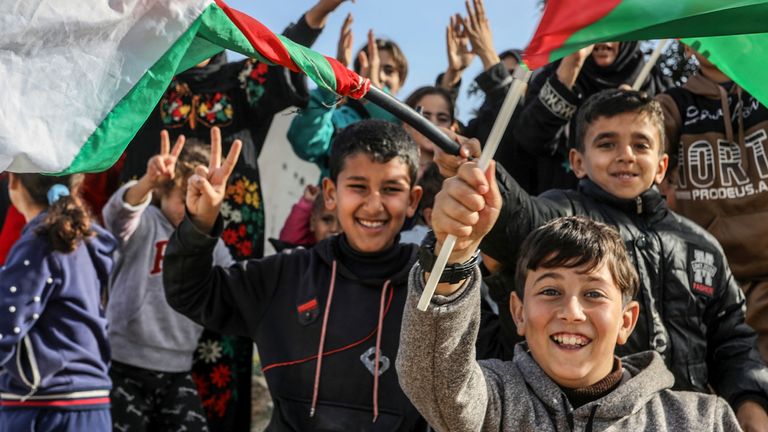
top-left (513, 41), bottom-right (671, 195)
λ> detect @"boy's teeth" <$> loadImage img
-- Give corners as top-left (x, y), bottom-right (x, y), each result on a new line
top-left (553, 334), bottom-right (589, 346)
top-left (359, 219), bottom-right (384, 228)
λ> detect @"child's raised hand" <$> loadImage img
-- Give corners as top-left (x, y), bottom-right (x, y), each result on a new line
top-left (431, 160), bottom-right (501, 264)
top-left (357, 29), bottom-right (381, 89)
top-left (336, 13), bottom-right (354, 66)
top-left (461, 0), bottom-right (499, 70)
top-left (303, 184), bottom-right (320, 202)
top-left (446, 14), bottom-right (475, 73)
top-left (186, 127), bottom-right (242, 233)
top-left (557, 45), bottom-right (593, 89)
top-left (145, 130), bottom-right (185, 188)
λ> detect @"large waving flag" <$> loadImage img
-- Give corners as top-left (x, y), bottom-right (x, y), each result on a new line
top-left (523, 0), bottom-right (768, 69)
top-left (1, 0), bottom-right (369, 174)
top-left (522, 0), bottom-right (768, 107)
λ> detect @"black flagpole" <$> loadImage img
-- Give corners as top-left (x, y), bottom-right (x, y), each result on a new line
top-left (363, 86), bottom-right (461, 156)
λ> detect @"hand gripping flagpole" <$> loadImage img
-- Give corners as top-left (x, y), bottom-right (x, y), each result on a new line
top-left (417, 66), bottom-right (532, 311)
top-left (632, 39), bottom-right (669, 90)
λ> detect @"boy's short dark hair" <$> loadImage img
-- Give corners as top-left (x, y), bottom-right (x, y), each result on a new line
top-left (160, 137), bottom-right (210, 196)
top-left (329, 119), bottom-right (419, 185)
top-left (514, 216), bottom-right (639, 304)
top-left (354, 38), bottom-right (408, 85)
top-left (574, 89), bottom-right (665, 154)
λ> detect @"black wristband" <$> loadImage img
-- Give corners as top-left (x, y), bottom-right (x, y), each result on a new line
top-left (418, 231), bottom-right (479, 284)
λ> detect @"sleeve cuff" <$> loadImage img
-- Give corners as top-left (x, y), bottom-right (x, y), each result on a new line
top-left (538, 74), bottom-right (580, 120)
top-left (732, 393), bottom-right (768, 413)
top-left (412, 263), bottom-right (480, 308)
top-left (116, 180), bottom-right (152, 211)
top-left (178, 211), bottom-right (224, 251)
top-left (474, 62), bottom-right (513, 95)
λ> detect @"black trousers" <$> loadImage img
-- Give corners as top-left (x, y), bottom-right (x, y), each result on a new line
top-left (110, 361), bottom-right (208, 432)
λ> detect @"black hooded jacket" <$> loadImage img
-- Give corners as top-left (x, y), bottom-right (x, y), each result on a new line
top-left (163, 215), bottom-right (425, 431)
top-left (513, 42), bottom-right (671, 194)
top-left (480, 166), bottom-right (768, 411)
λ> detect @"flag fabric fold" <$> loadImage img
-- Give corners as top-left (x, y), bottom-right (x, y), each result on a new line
top-left (523, 0), bottom-right (768, 70)
top-left (1, 0), bottom-right (369, 174)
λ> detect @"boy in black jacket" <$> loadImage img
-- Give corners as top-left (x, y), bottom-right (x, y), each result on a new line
top-left (431, 89), bottom-right (768, 429)
top-left (163, 120), bottom-right (425, 431)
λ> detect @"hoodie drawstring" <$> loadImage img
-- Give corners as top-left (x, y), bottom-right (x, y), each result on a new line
top-left (585, 404), bottom-right (599, 432)
top-left (310, 260), bottom-right (338, 418)
top-left (372, 280), bottom-right (391, 423)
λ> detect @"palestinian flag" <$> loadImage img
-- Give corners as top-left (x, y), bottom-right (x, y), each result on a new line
top-left (1, 0), bottom-right (369, 174)
top-left (523, 0), bottom-right (768, 70)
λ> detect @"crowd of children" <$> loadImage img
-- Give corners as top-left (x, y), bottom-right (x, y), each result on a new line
top-left (2, 0), bottom-right (768, 431)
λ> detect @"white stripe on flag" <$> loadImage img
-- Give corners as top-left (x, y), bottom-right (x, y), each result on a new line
top-left (1, 0), bottom-right (212, 172)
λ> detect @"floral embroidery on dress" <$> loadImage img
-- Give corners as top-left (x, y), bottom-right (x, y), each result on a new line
top-left (239, 58), bottom-right (269, 107)
top-left (159, 80), bottom-right (235, 129)
top-left (222, 173), bottom-right (264, 260)
top-left (197, 339), bottom-right (223, 364)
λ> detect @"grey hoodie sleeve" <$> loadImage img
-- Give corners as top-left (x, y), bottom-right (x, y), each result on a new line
top-left (102, 180), bottom-right (151, 244)
top-left (397, 264), bottom-right (503, 432)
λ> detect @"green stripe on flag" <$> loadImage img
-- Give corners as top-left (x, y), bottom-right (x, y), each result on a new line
top-left (682, 34), bottom-right (768, 107)
top-left (58, 4), bottom-right (222, 175)
top-left (548, 0), bottom-right (768, 65)
top-left (60, 3), bottom-right (339, 174)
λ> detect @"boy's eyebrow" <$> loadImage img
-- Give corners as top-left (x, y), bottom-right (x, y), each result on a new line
top-left (533, 271), bottom-right (565, 284)
top-left (592, 131), bottom-right (618, 142)
top-left (592, 131), bottom-right (654, 142)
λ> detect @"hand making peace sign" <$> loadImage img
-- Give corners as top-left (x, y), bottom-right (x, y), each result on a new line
top-left (186, 126), bottom-right (242, 234)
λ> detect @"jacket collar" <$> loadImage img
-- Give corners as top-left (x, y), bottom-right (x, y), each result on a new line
top-left (577, 179), bottom-right (668, 220)
top-left (513, 343), bottom-right (673, 421)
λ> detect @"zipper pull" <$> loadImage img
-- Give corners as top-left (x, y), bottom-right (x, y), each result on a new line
top-left (635, 196), bottom-right (642, 215)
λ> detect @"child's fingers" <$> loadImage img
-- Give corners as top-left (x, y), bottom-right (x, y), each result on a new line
top-left (445, 176), bottom-right (487, 214)
top-left (358, 51), bottom-right (369, 76)
top-left (367, 29), bottom-right (378, 58)
top-left (160, 130), bottom-right (170, 155)
top-left (465, 0), bottom-right (478, 28)
top-left (220, 139), bottom-right (242, 180)
top-left (209, 126), bottom-right (222, 170)
top-left (475, 0), bottom-right (486, 21)
top-left (456, 162), bottom-right (489, 195)
top-left (484, 160), bottom-right (502, 209)
top-left (171, 134), bottom-right (186, 158)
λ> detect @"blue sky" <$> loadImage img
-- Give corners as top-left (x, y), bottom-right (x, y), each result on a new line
top-left (228, 0), bottom-right (541, 123)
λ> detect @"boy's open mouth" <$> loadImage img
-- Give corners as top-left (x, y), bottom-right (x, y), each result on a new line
top-left (550, 333), bottom-right (592, 349)
top-left (356, 218), bottom-right (387, 229)
top-left (611, 171), bottom-right (639, 180)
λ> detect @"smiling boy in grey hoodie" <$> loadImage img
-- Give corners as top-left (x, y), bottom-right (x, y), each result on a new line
top-left (398, 216), bottom-right (740, 431)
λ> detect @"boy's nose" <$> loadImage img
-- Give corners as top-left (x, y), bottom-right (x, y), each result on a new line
top-left (557, 296), bottom-right (587, 322)
top-left (363, 192), bottom-right (384, 211)
top-left (616, 144), bottom-right (636, 162)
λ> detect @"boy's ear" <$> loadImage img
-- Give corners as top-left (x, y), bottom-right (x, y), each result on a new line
top-left (654, 153), bottom-right (670, 185)
top-left (7, 173), bottom-right (19, 190)
top-left (322, 178), bottom-right (337, 211)
top-left (406, 185), bottom-right (423, 218)
top-left (568, 149), bottom-right (589, 179)
top-left (616, 300), bottom-right (640, 345)
top-left (509, 292), bottom-right (526, 337)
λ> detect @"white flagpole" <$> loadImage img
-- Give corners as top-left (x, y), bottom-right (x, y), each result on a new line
top-left (417, 65), bottom-right (533, 311)
top-left (633, 39), bottom-right (669, 90)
